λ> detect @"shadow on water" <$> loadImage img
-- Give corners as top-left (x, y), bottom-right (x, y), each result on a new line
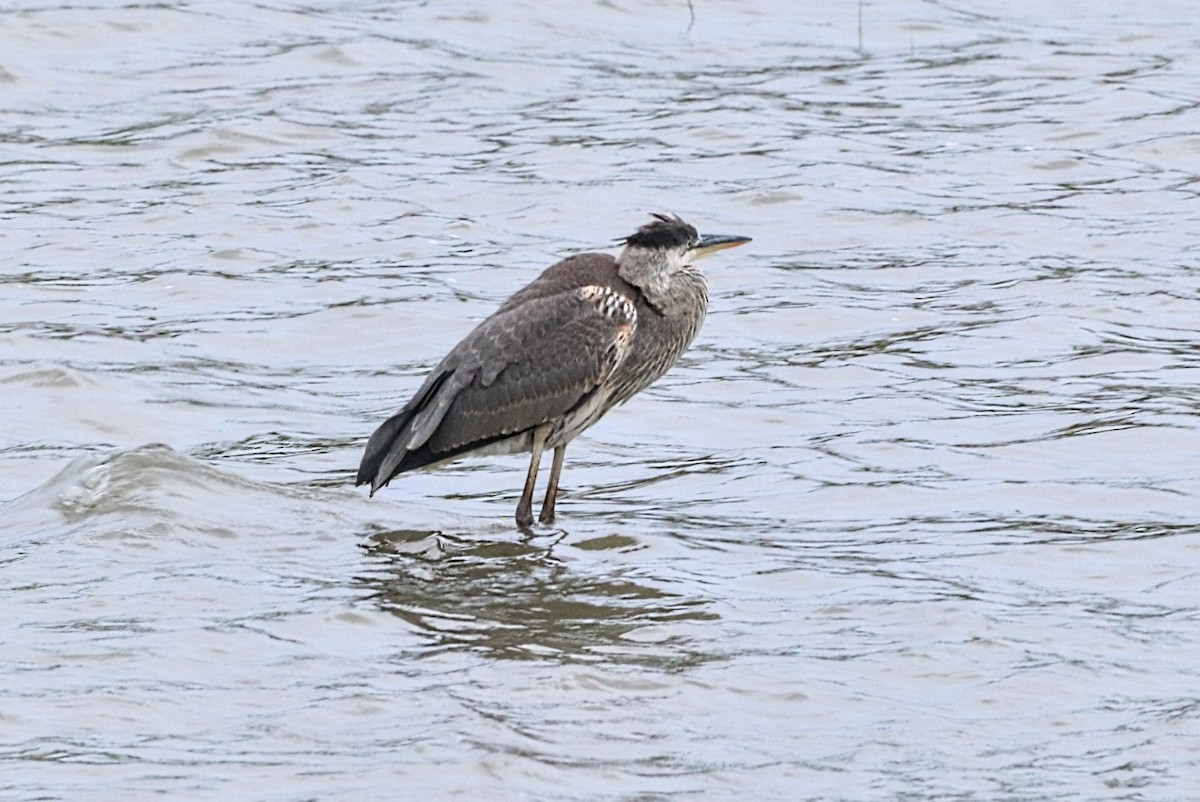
top-left (355, 526), bottom-right (718, 668)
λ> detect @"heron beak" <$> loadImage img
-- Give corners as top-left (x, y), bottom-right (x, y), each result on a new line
top-left (688, 233), bottom-right (752, 261)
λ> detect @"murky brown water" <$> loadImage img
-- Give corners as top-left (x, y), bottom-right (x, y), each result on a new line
top-left (4, 1), bottom-right (1200, 799)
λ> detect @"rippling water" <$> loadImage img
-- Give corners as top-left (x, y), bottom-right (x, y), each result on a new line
top-left (4, 1), bottom-right (1199, 798)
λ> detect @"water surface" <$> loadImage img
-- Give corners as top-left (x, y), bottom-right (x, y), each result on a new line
top-left (3, 1), bottom-right (1199, 799)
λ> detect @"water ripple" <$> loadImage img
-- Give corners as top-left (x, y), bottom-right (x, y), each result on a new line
top-left (4, 0), bottom-right (1200, 798)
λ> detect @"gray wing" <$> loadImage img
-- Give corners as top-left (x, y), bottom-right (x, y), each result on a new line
top-left (359, 285), bottom-right (636, 493)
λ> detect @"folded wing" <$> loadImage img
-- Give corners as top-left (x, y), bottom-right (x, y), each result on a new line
top-left (357, 285), bottom-right (636, 494)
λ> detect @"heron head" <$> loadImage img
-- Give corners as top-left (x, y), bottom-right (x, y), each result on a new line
top-left (618, 214), bottom-right (751, 288)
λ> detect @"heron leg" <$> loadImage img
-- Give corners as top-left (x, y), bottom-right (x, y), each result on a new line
top-left (516, 423), bottom-right (552, 527)
top-left (538, 445), bottom-right (567, 524)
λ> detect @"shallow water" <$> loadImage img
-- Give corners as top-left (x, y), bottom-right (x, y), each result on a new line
top-left (4, 1), bottom-right (1200, 799)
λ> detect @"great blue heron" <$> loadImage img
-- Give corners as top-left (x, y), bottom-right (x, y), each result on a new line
top-left (357, 214), bottom-right (751, 526)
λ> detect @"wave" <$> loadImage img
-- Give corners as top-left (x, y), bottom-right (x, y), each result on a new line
top-left (1, 443), bottom-right (455, 545)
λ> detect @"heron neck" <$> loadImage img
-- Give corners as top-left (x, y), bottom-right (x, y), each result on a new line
top-left (617, 249), bottom-right (675, 312)
top-left (620, 263), bottom-right (706, 317)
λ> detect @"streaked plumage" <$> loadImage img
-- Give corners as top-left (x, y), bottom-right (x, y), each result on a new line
top-left (357, 214), bottom-right (751, 526)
